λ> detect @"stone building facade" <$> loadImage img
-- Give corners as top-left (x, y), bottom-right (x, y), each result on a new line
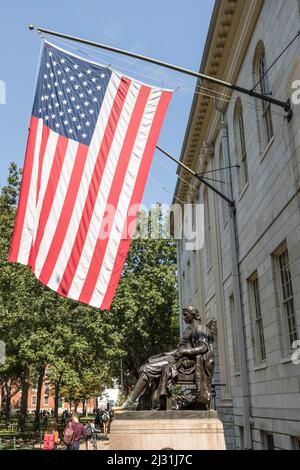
top-left (173, 0), bottom-right (300, 450)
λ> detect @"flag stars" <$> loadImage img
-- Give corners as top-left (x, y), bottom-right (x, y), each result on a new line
top-left (83, 81), bottom-right (88, 87)
top-left (101, 73), bottom-right (106, 78)
top-left (68, 128), bottom-right (73, 134)
top-left (96, 85), bottom-right (101, 90)
top-left (55, 123), bottom-right (60, 128)
top-left (92, 77), bottom-right (97, 83)
top-left (63, 120), bottom-right (69, 125)
top-left (87, 69), bottom-right (92, 74)
top-left (74, 84), bottom-right (80, 90)
top-left (82, 133), bottom-right (87, 138)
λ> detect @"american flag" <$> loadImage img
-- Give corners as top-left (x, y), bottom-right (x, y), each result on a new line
top-left (9, 42), bottom-right (172, 309)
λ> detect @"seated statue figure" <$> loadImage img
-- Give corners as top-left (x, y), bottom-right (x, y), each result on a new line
top-left (114, 305), bottom-right (214, 411)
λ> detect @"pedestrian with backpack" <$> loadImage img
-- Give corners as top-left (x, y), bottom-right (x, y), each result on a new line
top-left (63, 412), bottom-right (85, 450)
top-left (84, 420), bottom-right (95, 450)
top-left (43, 421), bottom-right (59, 451)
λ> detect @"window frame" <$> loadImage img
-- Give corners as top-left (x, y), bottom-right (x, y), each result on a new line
top-left (249, 272), bottom-right (267, 365)
top-left (234, 99), bottom-right (249, 193)
top-left (274, 243), bottom-right (298, 354)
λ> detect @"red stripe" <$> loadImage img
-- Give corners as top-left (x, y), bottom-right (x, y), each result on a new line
top-left (100, 90), bottom-right (172, 309)
top-left (8, 116), bottom-right (39, 263)
top-left (36, 125), bottom-right (51, 205)
top-left (79, 85), bottom-right (151, 305)
top-left (38, 143), bottom-right (89, 285)
top-left (30, 132), bottom-right (69, 271)
top-left (27, 125), bottom-right (51, 267)
top-left (57, 77), bottom-right (131, 297)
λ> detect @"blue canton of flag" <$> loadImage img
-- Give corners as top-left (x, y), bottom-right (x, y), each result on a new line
top-left (33, 42), bottom-right (112, 145)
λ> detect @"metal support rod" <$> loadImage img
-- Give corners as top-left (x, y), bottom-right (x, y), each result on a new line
top-left (28, 25), bottom-right (292, 114)
top-left (219, 114), bottom-right (253, 450)
top-left (156, 145), bottom-right (235, 206)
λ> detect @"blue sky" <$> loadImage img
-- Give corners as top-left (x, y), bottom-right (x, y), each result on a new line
top-left (0, 0), bottom-right (215, 207)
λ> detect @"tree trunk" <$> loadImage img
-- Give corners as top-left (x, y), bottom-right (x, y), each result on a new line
top-left (54, 381), bottom-right (60, 421)
top-left (82, 399), bottom-right (86, 416)
top-left (18, 366), bottom-right (30, 432)
top-left (34, 366), bottom-right (45, 431)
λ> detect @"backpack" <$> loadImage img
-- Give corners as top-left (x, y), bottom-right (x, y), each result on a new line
top-left (43, 432), bottom-right (55, 450)
top-left (63, 423), bottom-right (74, 446)
top-left (84, 423), bottom-right (93, 438)
top-left (102, 412), bottom-right (109, 423)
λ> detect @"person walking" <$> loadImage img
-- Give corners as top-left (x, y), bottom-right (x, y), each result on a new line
top-left (63, 412), bottom-right (85, 450)
top-left (43, 420), bottom-right (60, 450)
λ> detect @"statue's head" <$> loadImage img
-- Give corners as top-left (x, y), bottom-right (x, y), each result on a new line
top-left (182, 305), bottom-right (201, 322)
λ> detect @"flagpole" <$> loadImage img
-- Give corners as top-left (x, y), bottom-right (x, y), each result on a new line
top-left (28, 25), bottom-right (292, 118)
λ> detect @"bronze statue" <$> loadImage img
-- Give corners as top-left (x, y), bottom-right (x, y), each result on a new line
top-left (114, 305), bottom-right (214, 411)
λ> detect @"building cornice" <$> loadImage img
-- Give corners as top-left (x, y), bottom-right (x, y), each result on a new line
top-left (174, 0), bottom-right (264, 204)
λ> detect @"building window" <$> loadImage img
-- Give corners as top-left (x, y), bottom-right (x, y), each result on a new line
top-left (239, 426), bottom-right (245, 450)
top-left (262, 432), bottom-right (275, 450)
top-left (293, 437), bottom-right (300, 450)
top-left (219, 143), bottom-right (228, 225)
top-left (204, 188), bottom-right (212, 269)
top-left (31, 395), bottom-right (37, 407)
top-left (274, 244), bottom-right (298, 351)
top-left (253, 42), bottom-right (274, 151)
top-left (230, 294), bottom-right (240, 373)
top-left (249, 273), bottom-right (266, 363)
top-left (44, 395), bottom-right (49, 406)
top-left (234, 99), bottom-right (249, 192)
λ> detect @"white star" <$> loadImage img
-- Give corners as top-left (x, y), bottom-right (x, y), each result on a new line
top-left (51, 114), bottom-right (56, 119)
top-left (77, 125), bottom-right (82, 130)
top-left (74, 64), bottom-right (79, 69)
top-left (57, 70), bottom-right (62, 75)
top-left (75, 105), bottom-right (80, 110)
top-left (93, 97), bottom-right (97, 102)
top-left (48, 105), bottom-right (53, 110)
top-left (38, 108), bottom-right (42, 114)
top-left (50, 73), bottom-right (54, 78)
top-left (72, 116), bottom-right (77, 122)
top-left (68, 128), bottom-right (73, 134)
top-left (46, 63), bottom-right (51, 68)
top-left (55, 103), bottom-right (59, 108)
top-left (89, 109), bottom-right (94, 114)
top-left (92, 77), bottom-right (97, 83)
top-left (87, 69), bottom-right (92, 74)
top-left (82, 133), bottom-right (87, 138)
top-left (55, 123), bottom-right (60, 128)
top-left (53, 61), bottom-right (57, 66)
top-left (44, 74), bottom-right (48, 79)
top-left (62, 99), bottom-right (67, 105)
top-left (49, 52), bottom-right (53, 57)
top-left (44, 115), bottom-right (49, 120)
top-left (60, 58), bottom-right (66, 63)
top-left (96, 85), bottom-right (101, 90)
top-left (59, 111), bottom-right (64, 116)
top-left (79, 93), bottom-right (84, 98)
top-left (78, 72), bottom-right (83, 78)
top-left (54, 82), bottom-right (59, 87)
top-left (47, 84), bottom-right (52, 89)
top-left (63, 120), bottom-right (69, 125)
top-left (84, 101), bottom-right (89, 106)
top-left (88, 89), bottom-right (93, 95)
top-left (83, 81), bottom-right (88, 86)
top-left (41, 96), bottom-right (45, 101)
top-left (62, 79), bottom-right (66, 84)
top-left (101, 73), bottom-right (106, 78)
top-left (85, 121), bottom-right (90, 126)
top-left (66, 88), bottom-right (71, 93)
top-left (51, 93), bottom-right (55, 98)
top-left (58, 91), bottom-right (63, 96)
top-left (80, 113), bottom-right (85, 118)
top-left (74, 84), bottom-right (80, 90)
top-left (44, 95), bottom-right (49, 100)
top-left (67, 108), bottom-right (72, 114)
top-left (70, 76), bottom-right (75, 81)
top-left (71, 96), bottom-right (76, 102)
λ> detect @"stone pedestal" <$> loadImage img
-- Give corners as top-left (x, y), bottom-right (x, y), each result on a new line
top-left (109, 410), bottom-right (226, 450)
